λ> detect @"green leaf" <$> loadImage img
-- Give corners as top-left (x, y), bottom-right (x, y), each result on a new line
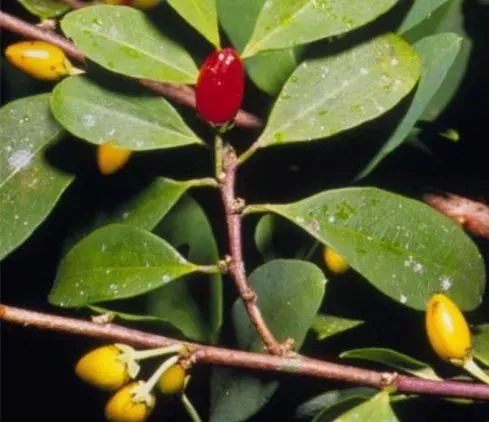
top-left (357, 33), bottom-right (462, 178)
top-left (421, 0), bottom-right (470, 121)
top-left (398, 0), bottom-right (450, 34)
top-left (241, 0), bottom-right (397, 57)
top-left (473, 324), bottom-right (489, 367)
top-left (340, 348), bottom-right (441, 380)
top-left (311, 314), bottom-right (364, 341)
top-left (105, 178), bottom-right (195, 231)
top-left (167, 0), bottom-right (220, 48)
top-left (296, 387), bottom-right (376, 420)
top-left (254, 214), bottom-right (278, 260)
top-left (0, 94), bottom-right (73, 260)
top-left (217, 0), bottom-right (300, 95)
top-left (49, 224), bottom-right (207, 307)
top-left (210, 260), bottom-right (326, 421)
top-left (87, 195), bottom-right (222, 342)
top-left (256, 34), bottom-right (420, 149)
top-left (61, 5), bottom-right (198, 83)
top-left (260, 187), bottom-right (485, 310)
top-left (50, 76), bottom-right (202, 150)
top-left (18, 0), bottom-right (69, 19)
top-left (332, 392), bottom-right (398, 422)
top-left (154, 195), bottom-right (223, 342)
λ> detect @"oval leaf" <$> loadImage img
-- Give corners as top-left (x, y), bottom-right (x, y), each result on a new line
top-left (357, 33), bottom-right (462, 179)
top-left (86, 195), bottom-right (222, 342)
top-left (241, 0), bottom-right (397, 57)
top-left (61, 5), bottom-right (198, 83)
top-left (106, 178), bottom-right (195, 231)
top-left (0, 94), bottom-right (73, 260)
top-left (312, 314), bottom-right (364, 341)
top-left (49, 224), bottom-right (204, 307)
top-left (168, 0), bottom-right (220, 48)
top-left (50, 76), bottom-right (202, 150)
top-left (210, 260), bottom-right (326, 421)
top-left (332, 391), bottom-right (398, 422)
top-left (256, 34), bottom-right (420, 148)
top-left (340, 347), bottom-right (441, 380)
top-left (473, 324), bottom-right (489, 367)
top-left (398, 0), bottom-right (450, 34)
top-left (261, 187), bottom-right (485, 310)
top-left (18, 0), bottom-right (69, 19)
top-left (153, 195), bottom-right (223, 342)
top-left (217, 0), bottom-right (300, 95)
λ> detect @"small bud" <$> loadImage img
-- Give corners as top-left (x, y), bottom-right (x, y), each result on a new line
top-left (97, 141), bottom-right (132, 175)
top-left (105, 382), bottom-right (155, 422)
top-left (425, 293), bottom-right (471, 362)
top-left (157, 363), bottom-right (186, 395)
top-left (5, 41), bottom-right (79, 81)
top-left (323, 246), bottom-right (349, 274)
top-left (75, 345), bottom-right (130, 391)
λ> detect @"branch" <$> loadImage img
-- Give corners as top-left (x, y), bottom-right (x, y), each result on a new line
top-left (0, 11), bottom-right (263, 130)
top-left (424, 192), bottom-right (489, 239)
top-left (2, 303), bottom-right (489, 400)
top-left (218, 146), bottom-right (286, 355)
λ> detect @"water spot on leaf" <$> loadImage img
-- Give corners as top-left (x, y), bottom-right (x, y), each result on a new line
top-left (8, 149), bottom-right (33, 172)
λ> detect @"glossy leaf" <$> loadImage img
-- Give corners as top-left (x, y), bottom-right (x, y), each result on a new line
top-left (398, 0), bottom-right (450, 34)
top-left (0, 94), bottom-right (73, 260)
top-left (106, 178), bottom-right (195, 231)
top-left (153, 195), bottom-right (223, 342)
top-left (254, 214), bottom-right (278, 260)
top-left (50, 76), bottom-right (202, 150)
top-left (256, 34), bottom-right (420, 148)
top-left (61, 5), bottom-right (198, 83)
top-left (241, 0), bottom-right (397, 57)
top-left (473, 324), bottom-right (489, 367)
top-left (340, 348), bottom-right (441, 380)
top-left (18, 0), bottom-right (69, 19)
top-left (296, 387), bottom-right (376, 420)
top-left (260, 187), bottom-right (485, 310)
top-left (49, 224), bottom-right (206, 307)
top-left (217, 0), bottom-right (299, 95)
top-left (357, 33), bottom-right (462, 178)
top-left (85, 195), bottom-right (222, 342)
top-left (167, 0), bottom-right (220, 48)
top-left (332, 392), bottom-right (398, 422)
top-left (421, 0), bottom-right (470, 121)
top-left (210, 260), bottom-right (326, 421)
top-left (312, 314), bottom-right (364, 341)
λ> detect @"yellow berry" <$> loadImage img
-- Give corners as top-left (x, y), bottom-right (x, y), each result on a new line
top-left (5, 41), bottom-right (74, 81)
top-left (105, 382), bottom-right (155, 422)
top-left (323, 246), bottom-right (349, 274)
top-left (75, 345), bottom-right (130, 391)
top-left (157, 363), bottom-right (186, 395)
top-left (97, 141), bottom-right (132, 175)
top-left (425, 293), bottom-right (472, 362)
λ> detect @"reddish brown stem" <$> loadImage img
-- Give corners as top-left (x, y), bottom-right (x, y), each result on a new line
top-left (0, 11), bottom-right (263, 130)
top-left (218, 147), bottom-right (285, 355)
top-left (424, 192), bottom-right (489, 239)
top-left (2, 303), bottom-right (489, 400)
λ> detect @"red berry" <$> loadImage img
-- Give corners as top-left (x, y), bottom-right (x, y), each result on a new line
top-left (196, 48), bottom-right (244, 125)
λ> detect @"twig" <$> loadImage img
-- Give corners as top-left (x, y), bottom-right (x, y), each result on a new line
top-left (218, 146), bottom-right (286, 356)
top-left (424, 192), bottom-right (489, 239)
top-left (0, 11), bottom-right (263, 130)
top-left (2, 303), bottom-right (489, 400)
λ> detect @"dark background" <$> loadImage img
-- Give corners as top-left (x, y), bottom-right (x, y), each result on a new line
top-left (2, 1), bottom-right (489, 420)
